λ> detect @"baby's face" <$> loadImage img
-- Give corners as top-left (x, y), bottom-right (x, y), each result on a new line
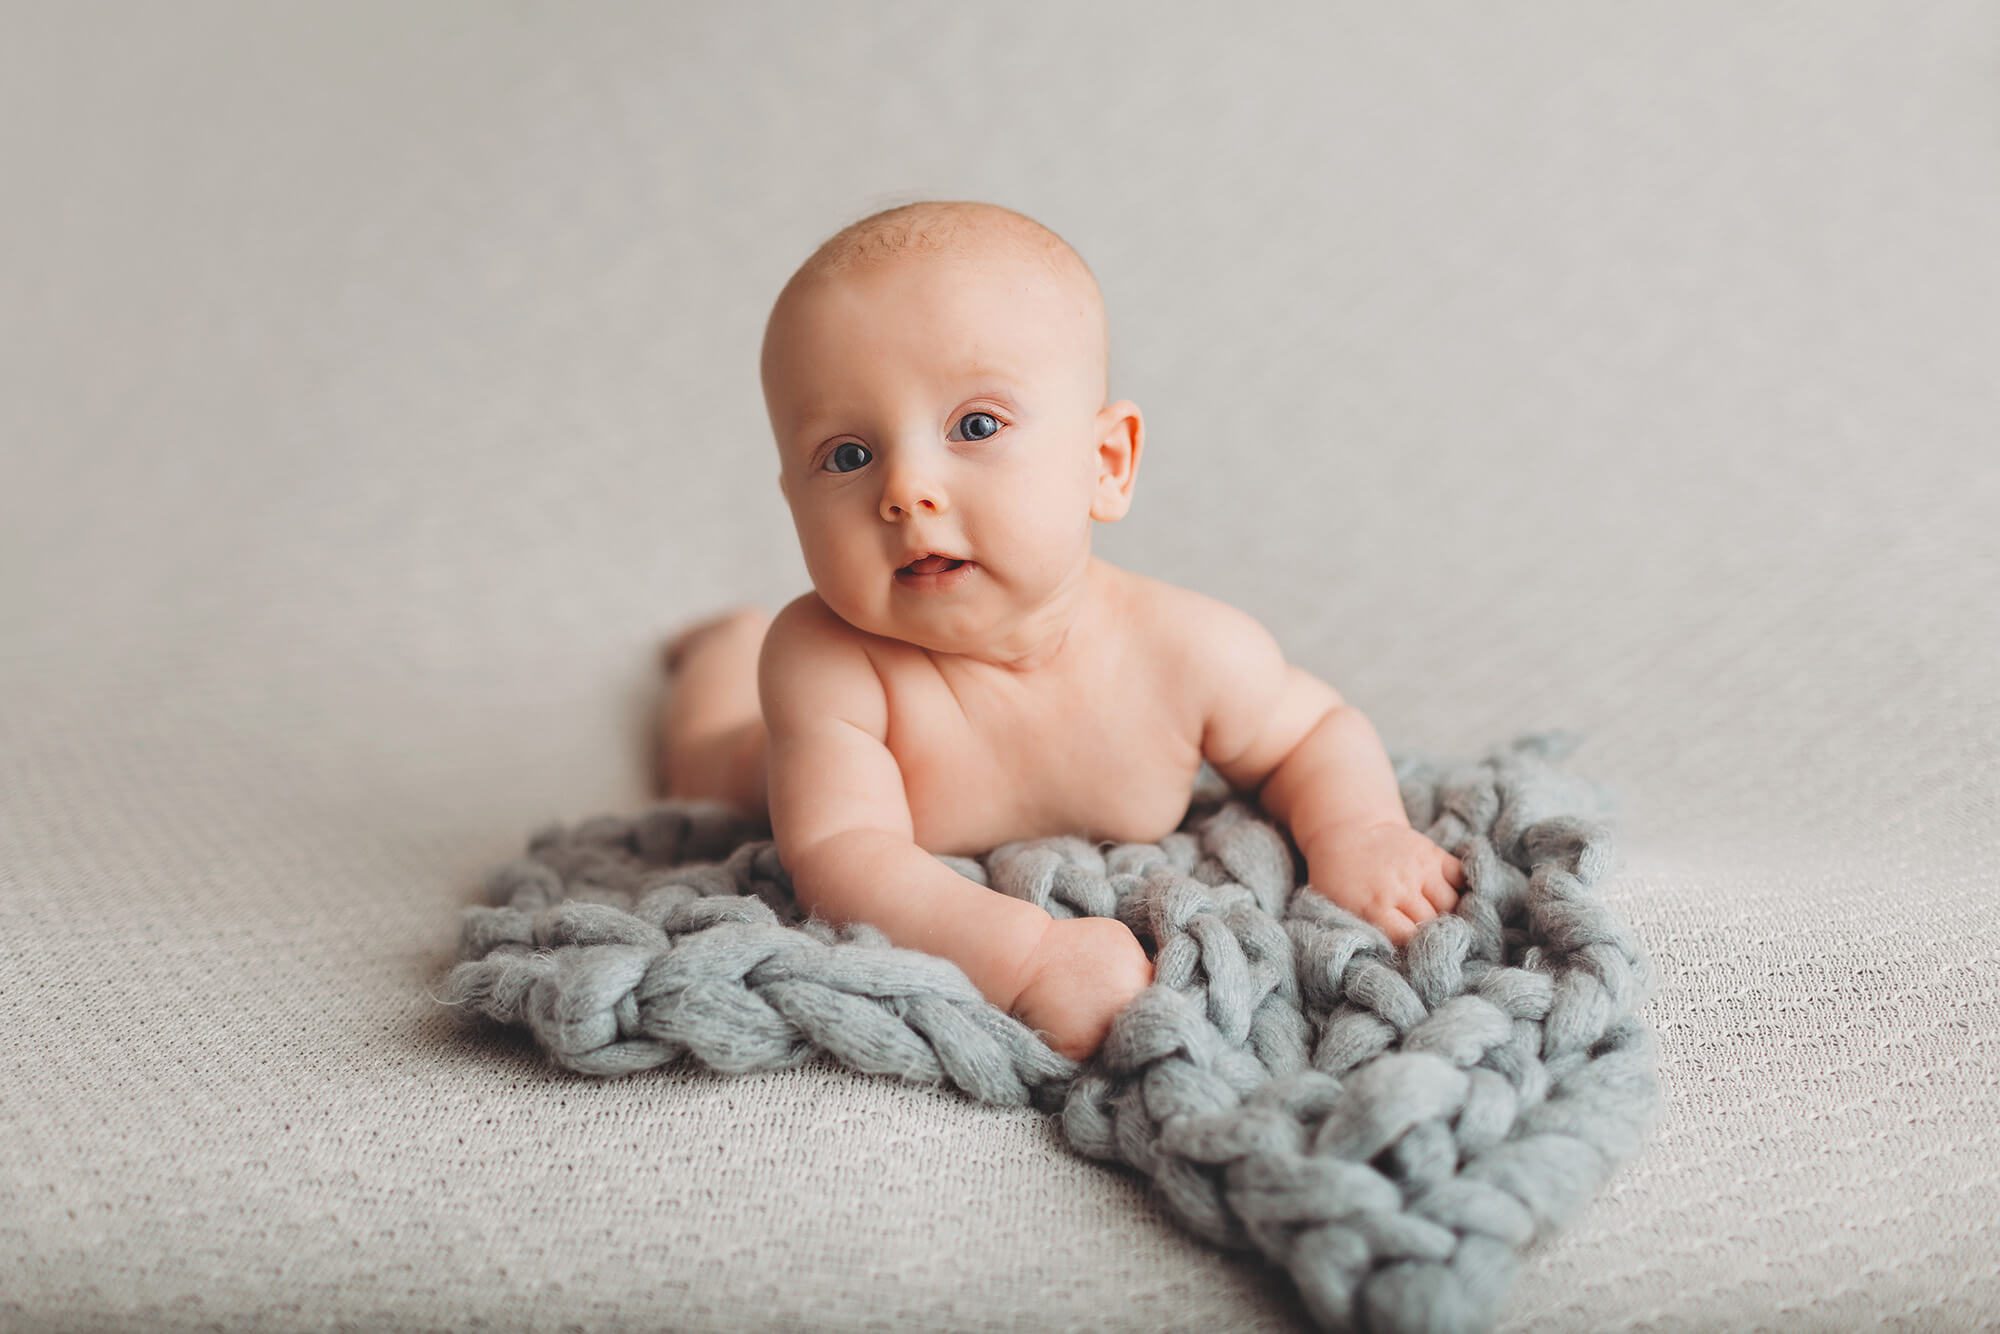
top-left (763, 253), bottom-right (1124, 657)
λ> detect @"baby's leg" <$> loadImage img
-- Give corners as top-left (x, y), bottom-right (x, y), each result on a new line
top-left (652, 607), bottom-right (770, 816)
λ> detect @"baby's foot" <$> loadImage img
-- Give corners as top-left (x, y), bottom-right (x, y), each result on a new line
top-left (1007, 917), bottom-right (1155, 1062)
top-left (661, 606), bottom-right (769, 676)
top-left (653, 606), bottom-right (771, 805)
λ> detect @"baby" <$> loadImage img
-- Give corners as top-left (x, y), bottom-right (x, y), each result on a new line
top-left (654, 200), bottom-right (1465, 1061)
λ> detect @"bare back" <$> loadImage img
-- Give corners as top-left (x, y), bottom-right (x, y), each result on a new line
top-left (782, 561), bottom-right (1209, 856)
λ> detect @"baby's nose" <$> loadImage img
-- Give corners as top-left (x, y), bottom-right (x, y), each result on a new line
top-left (880, 476), bottom-right (947, 520)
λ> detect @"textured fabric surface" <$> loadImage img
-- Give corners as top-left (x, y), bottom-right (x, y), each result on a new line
top-left (4, 2), bottom-right (1997, 1330)
top-left (436, 734), bottom-right (1662, 1333)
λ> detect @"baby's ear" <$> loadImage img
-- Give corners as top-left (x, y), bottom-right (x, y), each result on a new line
top-left (1089, 400), bottom-right (1144, 522)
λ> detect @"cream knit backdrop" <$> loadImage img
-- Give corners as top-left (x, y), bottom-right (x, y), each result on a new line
top-left (3, 2), bottom-right (1995, 1330)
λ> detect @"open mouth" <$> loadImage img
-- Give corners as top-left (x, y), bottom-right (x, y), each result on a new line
top-left (897, 554), bottom-right (969, 576)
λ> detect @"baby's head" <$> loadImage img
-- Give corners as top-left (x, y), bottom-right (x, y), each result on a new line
top-left (761, 200), bottom-right (1143, 662)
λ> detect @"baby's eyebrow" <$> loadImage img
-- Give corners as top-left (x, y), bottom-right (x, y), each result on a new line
top-left (956, 363), bottom-right (1020, 381)
top-left (960, 383), bottom-right (1022, 409)
top-left (785, 374), bottom-right (1026, 449)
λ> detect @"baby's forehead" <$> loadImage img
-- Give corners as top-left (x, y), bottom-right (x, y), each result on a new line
top-left (781, 277), bottom-right (1064, 372)
top-left (773, 331), bottom-right (1054, 413)
top-left (826, 248), bottom-right (1092, 334)
top-left (763, 241), bottom-right (1106, 422)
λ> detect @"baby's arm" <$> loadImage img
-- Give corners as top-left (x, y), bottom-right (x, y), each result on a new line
top-left (1189, 598), bottom-right (1465, 949)
top-left (760, 598), bottom-right (1150, 1057)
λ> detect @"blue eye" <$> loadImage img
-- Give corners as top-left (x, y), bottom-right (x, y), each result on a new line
top-left (955, 411), bottom-right (1001, 441)
top-left (824, 442), bottom-right (871, 473)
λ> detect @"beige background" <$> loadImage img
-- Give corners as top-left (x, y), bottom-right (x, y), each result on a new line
top-left (3, 2), bottom-right (1995, 1329)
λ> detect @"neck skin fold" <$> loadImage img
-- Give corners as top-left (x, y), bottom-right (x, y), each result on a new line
top-left (928, 552), bottom-right (1102, 677)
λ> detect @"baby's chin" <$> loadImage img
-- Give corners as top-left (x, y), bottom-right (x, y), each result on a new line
top-left (821, 579), bottom-right (989, 647)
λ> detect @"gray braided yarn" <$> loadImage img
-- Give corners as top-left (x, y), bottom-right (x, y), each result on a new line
top-left (435, 730), bottom-right (1661, 1332)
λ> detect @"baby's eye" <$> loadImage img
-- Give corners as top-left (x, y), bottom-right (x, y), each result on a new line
top-left (951, 411), bottom-right (1002, 442)
top-left (823, 441), bottom-right (871, 474)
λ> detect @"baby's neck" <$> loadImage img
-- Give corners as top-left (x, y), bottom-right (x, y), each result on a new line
top-left (932, 555), bottom-right (1109, 677)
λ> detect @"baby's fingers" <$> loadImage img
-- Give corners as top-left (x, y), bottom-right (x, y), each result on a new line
top-left (1378, 906), bottom-right (1420, 949)
top-left (1421, 851), bottom-right (1465, 913)
top-left (1420, 876), bottom-right (1458, 914)
top-left (1400, 890), bottom-right (1438, 926)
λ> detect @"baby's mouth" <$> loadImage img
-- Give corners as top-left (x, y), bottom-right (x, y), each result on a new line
top-left (898, 554), bottom-right (969, 576)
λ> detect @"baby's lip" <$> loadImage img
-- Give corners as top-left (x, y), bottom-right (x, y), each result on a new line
top-left (895, 550), bottom-right (970, 571)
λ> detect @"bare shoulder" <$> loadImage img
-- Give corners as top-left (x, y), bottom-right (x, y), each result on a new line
top-left (758, 591), bottom-right (890, 741)
top-left (765, 588), bottom-right (851, 648)
top-left (1121, 569), bottom-right (1345, 785)
top-left (1119, 566), bottom-right (1280, 682)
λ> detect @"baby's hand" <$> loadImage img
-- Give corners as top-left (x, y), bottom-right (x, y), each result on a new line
top-left (1306, 822), bottom-right (1466, 950)
top-left (1007, 917), bottom-right (1154, 1062)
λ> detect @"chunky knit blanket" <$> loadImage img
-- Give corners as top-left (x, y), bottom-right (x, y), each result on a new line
top-left (435, 731), bottom-right (1661, 1332)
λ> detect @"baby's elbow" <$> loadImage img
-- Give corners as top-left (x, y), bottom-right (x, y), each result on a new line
top-left (783, 823), bottom-right (865, 881)
top-left (792, 841), bottom-right (922, 938)
top-left (779, 823), bottom-right (906, 917)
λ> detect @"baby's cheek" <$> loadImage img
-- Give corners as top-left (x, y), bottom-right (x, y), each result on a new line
top-left (1000, 497), bottom-right (1087, 567)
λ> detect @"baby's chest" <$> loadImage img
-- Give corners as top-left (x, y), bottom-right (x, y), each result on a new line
top-left (880, 660), bottom-right (1206, 856)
